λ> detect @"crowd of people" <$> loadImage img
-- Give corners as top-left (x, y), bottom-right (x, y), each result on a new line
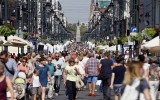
top-left (0, 43), bottom-right (160, 100)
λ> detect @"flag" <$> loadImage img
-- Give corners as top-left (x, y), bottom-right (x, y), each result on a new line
top-left (58, 1), bottom-right (62, 10)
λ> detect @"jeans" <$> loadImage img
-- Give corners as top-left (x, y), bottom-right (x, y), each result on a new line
top-left (83, 76), bottom-right (88, 86)
top-left (99, 82), bottom-right (103, 92)
top-left (66, 80), bottom-right (76, 100)
top-left (54, 75), bottom-right (62, 93)
top-left (102, 77), bottom-right (111, 99)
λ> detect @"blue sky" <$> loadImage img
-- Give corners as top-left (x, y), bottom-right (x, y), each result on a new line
top-left (58, 0), bottom-right (90, 23)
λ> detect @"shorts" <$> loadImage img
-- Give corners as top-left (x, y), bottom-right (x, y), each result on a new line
top-left (32, 87), bottom-right (41, 95)
top-left (113, 84), bottom-right (123, 96)
top-left (88, 76), bottom-right (98, 83)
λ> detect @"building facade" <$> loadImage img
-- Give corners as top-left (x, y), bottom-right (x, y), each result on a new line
top-left (139, 0), bottom-right (160, 31)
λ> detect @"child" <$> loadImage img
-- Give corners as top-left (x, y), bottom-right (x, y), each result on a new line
top-left (32, 69), bottom-right (41, 100)
top-left (16, 85), bottom-right (25, 100)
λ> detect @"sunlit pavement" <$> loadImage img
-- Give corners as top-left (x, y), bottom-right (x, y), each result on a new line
top-left (53, 85), bottom-right (104, 100)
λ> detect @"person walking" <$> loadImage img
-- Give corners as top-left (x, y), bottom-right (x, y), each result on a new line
top-left (110, 56), bottom-right (126, 100)
top-left (0, 51), bottom-right (18, 83)
top-left (0, 62), bottom-right (14, 100)
top-left (32, 69), bottom-right (41, 100)
top-left (52, 52), bottom-right (65, 96)
top-left (148, 56), bottom-right (160, 100)
top-left (64, 58), bottom-right (80, 100)
top-left (99, 52), bottom-right (113, 100)
top-left (82, 51), bottom-right (89, 89)
top-left (36, 57), bottom-right (51, 100)
top-left (46, 57), bottom-right (55, 90)
top-left (18, 57), bottom-right (30, 75)
top-left (85, 52), bottom-right (100, 96)
top-left (121, 61), bottom-right (151, 100)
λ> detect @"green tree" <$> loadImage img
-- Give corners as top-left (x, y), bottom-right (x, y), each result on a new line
top-left (120, 37), bottom-right (128, 44)
top-left (144, 27), bottom-right (157, 38)
top-left (23, 33), bottom-right (30, 39)
top-left (66, 23), bottom-right (77, 36)
top-left (0, 25), bottom-right (16, 40)
top-left (130, 33), bottom-right (142, 41)
top-left (80, 23), bottom-right (87, 35)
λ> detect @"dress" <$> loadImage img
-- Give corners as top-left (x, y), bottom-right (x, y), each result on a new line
top-left (36, 65), bottom-right (49, 87)
top-left (0, 76), bottom-right (7, 100)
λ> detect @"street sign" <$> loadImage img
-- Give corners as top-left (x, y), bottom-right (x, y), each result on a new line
top-left (131, 26), bottom-right (137, 32)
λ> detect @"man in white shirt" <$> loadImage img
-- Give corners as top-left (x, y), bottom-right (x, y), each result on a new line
top-left (52, 52), bottom-right (65, 96)
top-left (81, 51), bottom-right (89, 89)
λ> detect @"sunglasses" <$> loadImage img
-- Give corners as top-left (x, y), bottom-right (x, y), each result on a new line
top-left (56, 56), bottom-right (59, 57)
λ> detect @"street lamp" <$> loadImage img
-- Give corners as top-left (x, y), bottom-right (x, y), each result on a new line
top-left (50, 9), bottom-right (55, 34)
top-left (107, 0), bottom-right (116, 51)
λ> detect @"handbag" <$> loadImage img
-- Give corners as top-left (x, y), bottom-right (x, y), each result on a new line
top-left (76, 75), bottom-right (84, 89)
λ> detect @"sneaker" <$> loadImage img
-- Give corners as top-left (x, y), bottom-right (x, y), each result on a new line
top-left (55, 93), bottom-right (59, 96)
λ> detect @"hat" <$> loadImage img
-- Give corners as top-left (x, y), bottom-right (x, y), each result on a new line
top-left (18, 72), bottom-right (26, 79)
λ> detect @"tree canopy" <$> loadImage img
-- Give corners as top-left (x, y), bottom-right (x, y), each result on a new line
top-left (66, 23), bottom-right (77, 36)
top-left (80, 23), bottom-right (87, 35)
top-left (0, 25), bottom-right (16, 37)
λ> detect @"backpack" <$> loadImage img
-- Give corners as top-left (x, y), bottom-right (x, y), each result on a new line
top-left (121, 79), bottom-right (145, 100)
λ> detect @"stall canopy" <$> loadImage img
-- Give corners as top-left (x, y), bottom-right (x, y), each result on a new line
top-left (7, 35), bottom-right (33, 47)
top-left (2, 41), bottom-right (14, 46)
top-left (8, 35), bottom-right (27, 47)
top-left (38, 42), bottom-right (48, 51)
top-left (97, 45), bottom-right (109, 50)
top-left (141, 36), bottom-right (160, 52)
top-left (107, 45), bottom-right (121, 51)
top-left (46, 43), bottom-right (54, 53)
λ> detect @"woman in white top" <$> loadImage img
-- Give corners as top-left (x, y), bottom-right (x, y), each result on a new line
top-left (32, 69), bottom-right (41, 100)
top-left (64, 58), bottom-right (80, 100)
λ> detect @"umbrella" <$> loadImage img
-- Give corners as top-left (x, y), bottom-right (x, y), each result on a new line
top-left (8, 39), bottom-right (27, 47)
top-left (2, 41), bottom-right (14, 46)
top-left (141, 36), bottom-right (159, 49)
top-left (8, 35), bottom-right (27, 47)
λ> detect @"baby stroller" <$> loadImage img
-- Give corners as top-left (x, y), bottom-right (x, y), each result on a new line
top-left (14, 72), bottom-right (27, 100)
top-left (46, 79), bottom-right (54, 99)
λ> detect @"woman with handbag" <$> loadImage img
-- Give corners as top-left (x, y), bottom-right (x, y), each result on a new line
top-left (64, 58), bottom-right (80, 100)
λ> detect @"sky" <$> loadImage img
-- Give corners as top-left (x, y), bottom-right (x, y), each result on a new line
top-left (58, 0), bottom-right (90, 24)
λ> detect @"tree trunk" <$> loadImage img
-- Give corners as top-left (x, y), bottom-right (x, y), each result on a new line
top-left (4, 36), bottom-right (8, 40)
